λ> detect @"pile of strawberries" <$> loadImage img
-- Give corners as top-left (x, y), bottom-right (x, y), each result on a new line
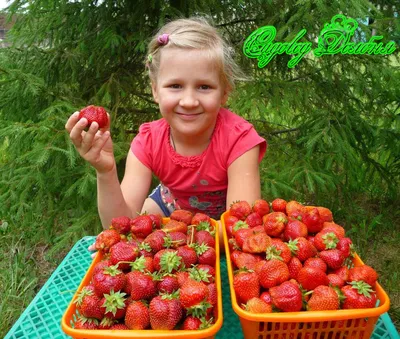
top-left (72, 210), bottom-right (218, 331)
top-left (227, 199), bottom-right (379, 314)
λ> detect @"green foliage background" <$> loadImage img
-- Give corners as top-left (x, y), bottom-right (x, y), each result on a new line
top-left (0, 0), bottom-right (399, 335)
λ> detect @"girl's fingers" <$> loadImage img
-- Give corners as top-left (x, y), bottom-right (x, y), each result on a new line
top-left (88, 243), bottom-right (96, 251)
top-left (87, 131), bottom-right (110, 156)
top-left (65, 111), bottom-right (80, 132)
top-left (69, 118), bottom-right (88, 148)
top-left (80, 121), bottom-right (99, 154)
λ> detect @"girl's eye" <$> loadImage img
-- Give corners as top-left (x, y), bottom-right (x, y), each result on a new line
top-left (200, 85), bottom-right (210, 90)
top-left (169, 84), bottom-right (181, 89)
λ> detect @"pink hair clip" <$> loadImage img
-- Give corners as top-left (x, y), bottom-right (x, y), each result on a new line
top-left (157, 33), bottom-right (169, 45)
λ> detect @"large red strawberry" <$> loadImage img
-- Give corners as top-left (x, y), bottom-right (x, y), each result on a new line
top-left (255, 259), bottom-right (290, 289)
top-left (252, 199), bottom-right (270, 217)
top-left (304, 257), bottom-right (327, 272)
top-left (225, 215), bottom-right (239, 238)
top-left (149, 294), bottom-right (183, 330)
top-left (269, 281), bottom-right (303, 312)
top-left (111, 216), bottom-right (131, 234)
top-left (78, 105), bottom-right (108, 128)
top-left (191, 213), bottom-right (211, 225)
top-left (348, 265), bottom-right (378, 287)
top-left (143, 229), bottom-right (166, 253)
top-left (157, 275), bottom-right (180, 294)
top-left (230, 201), bottom-right (252, 220)
top-left (245, 297), bottom-right (272, 313)
top-left (124, 271), bottom-right (157, 300)
top-left (234, 227), bottom-right (252, 248)
top-left (124, 301), bottom-right (150, 330)
top-left (283, 219), bottom-right (308, 241)
top-left (153, 249), bottom-right (181, 273)
top-left (177, 245), bottom-right (198, 268)
top-left (316, 206), bottom-right (333, 223)
top-left (322, 222), bottom-right (345, 239)
top-left (308, 285), bottom-right (339, 311)
top-left (231, 251), bottom-right (261, 270)
top-left (109, 241), bottom-right (139, 270)
top-left (170, 209), bottom-right (193, 225)
top-left (130, 255), bottom-right (154, 273)
top-left (333, 266), bottom-right (350, 281)
top-left (287, 256), bottom-right (303, 280)
top-left (341, 281), bottom-right (377, 309)
top-left (297, 266), bottom-right (329, 291)
top-left (327, 274), bottom-right (345, 288)
top-left (233, 269), bottom-right (260, 304)
top-left (74, 315), bottom-right (99, 329)
top-left (336, 237), bottom-right (353, 258)
top-left (263, 212), bottom-right (288, 237)
top-left (148, 213), bottom-right (163, 229)
top-left (319, 249), bottom-right (346, 270)
top-left (245, 212), bottom-right (263, 228)
top-left (94, 229), bottom-right (121, 253)
top-left (109, 323), bottom-right (129, 330)
top-left (271, 198), bottom-right (287, 213)
top-left (314, 230), bottom-right (339, 251)
top-left (286, 200), bottom-right (306, 220)
top-left (179, 279), bottom-right (209, 308)
top-left (74, 286), bottom-right (104, 320)
top-left (100, 290), bottom-right (128, 319)
top-left (93, 259), bottom-right (113, 275)
top-left (242, 232), bottom-right (271, 254)
top-left (162, 219), bottom-right (188, 233)
top-left (266, 239), bottom-right (292, 263)
top-left (92, 265), bottom-right (126, 297)
top-left (194, 230), bottom-right (215, 248)
top-left (302, 207), bottom-right (324, 233)
top-left (287, 237), bottom-right (316, 262)
top-left (165, 231), bottom-right (187, 248)
top-left (196, 244), bottom-right (216, 267)
top-left (131, 215), bottom-right (153, 238)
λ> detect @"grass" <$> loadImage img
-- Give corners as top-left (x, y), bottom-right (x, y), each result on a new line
top-left (0, 200), bottom-right (399, 338)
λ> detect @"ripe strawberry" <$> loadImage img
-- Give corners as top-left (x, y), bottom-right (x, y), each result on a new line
top-left (230, 200), bottom-right (252, 220)
top-left (333, 266), bottom-right (350, 281)
top-left (337, 237), bottom-right (353, 258)
top-left (242, 232), bottom-right (272, 254)
top-left (124, 271), bottom-right (157, 300)
top-left (256, 259), bottom-right (290, 289)
top-left (269, 281), bottom-right (303, 312)
top-left (196, 244), bottom-right (216, 267)
top-left (304, 257), bottom-right (327, 272)
top-left (319, 249), bottom-right (346, 270)
top-left (286, 200), bottom-right (306, 220)
top-left (176, 271), bottom-right (190, 287)
top-left (194, 230), bottom-right (215, 248)
top-left (297, 267), bottom-right (329, 291)
top-left (183, 316), bottom-right (202, 330)
top-left (109, 241), bottom-right (139, 270)
top-left (287, 256), bottom-right (303, 280)
top-left (130, 255), bottom-right (154, 273)
top-left (100, 290), bottom-right (128, 319)
top-left (98, 317), bottom-right (115, 329)
top-left (327, 273), bottom-right (345, 288)
top-left (341, 281), bottom-right (377, 309)
top-left (263, 212), bottom-right (288, 237)
top-left (322, 222), bottom-right (345, 239)
top-left (287, 237), bottom-right (316, 262)
top-left (143, 229), bottom-right (166, 253)
top-left (131, 215), bottom-right (153, 238)
top-left (206, 283), bottom-right (218, 306)
top-left (110, 323), bottom-right (129, 330)
top-left (225, 215), bottom-right (239, 238)
top-left (93, 259), bottom-right (112, 275)
top-left (316, 206), bottom-right (333, 223)
top-left (245, 212), bottom-right (263, 228)
top-left (170, 209), bottom-right (193, 225)
top-left (271, 198), bottom-right (287, 213)
top-left (191, 213), bottom-right (211, 225)
top-left (196, 264), bottom-right (216, 282)
top-left (308, 285), bottom-right (339, 311)
top-left (302, 207), bottom-right (324, 233)
top-left (124, 301), bottom-right (150, 330)
top-left (180, 279), bottom-right (209, 308)
top-left (283, 219), bottom-right (308, 241)
top-left (266, 239), bottom-right (292, 263)
top-left (157, 275), bottom-right (180, 294)
top-left (153, 249), bottom-right (181, 273)
top-left (95, 230), bottom-right (121, 253)
top-left (235, 227), bottom-right (252, 249)
top-left (74, 315), bottom-right (99, 329)
top-left (78, 105), bottom-right (108, 128)
top-left (110, 216), bottom-right (131, 234)
top-left (260, 291), bottom-right (272, 305)
top-left (253, 199), bottom-right (270, 217)
top-left (314, 230), bottom-right (339, 251)
top-left (165, 231), bottom-right (187, 248)
top-left (92, 265), bottom-right (126, 297)
top-left (231, 251), bottom-right (261, 270)
top-left (177, 245), bottom-right (198, 268)
top-left (163, 219), bottom-right (188, 233)
top-left (233, 270), bottom-right (260, 304)
top-left (148, 213), bottom-right (163, 229)
top-left (348, 265), bottom-right (378, 287)
top-left (245, 297), bottom-right (272, 313)
top-left (74, 286), bottom-right (104, 320)
top-left (149, 294), bottom-right (183, 330)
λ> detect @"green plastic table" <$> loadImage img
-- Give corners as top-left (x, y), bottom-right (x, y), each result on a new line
top-left (4, 236), bottom-right (399, 339)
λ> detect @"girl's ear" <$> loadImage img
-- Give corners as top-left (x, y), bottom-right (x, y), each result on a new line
top-left (221, 85), bottom-right (231, 105)
top-left (151, 81), bottom-right (159, 103)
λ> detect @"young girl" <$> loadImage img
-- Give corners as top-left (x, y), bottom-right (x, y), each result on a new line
top-left (65, 17), bottom-right (266, 229)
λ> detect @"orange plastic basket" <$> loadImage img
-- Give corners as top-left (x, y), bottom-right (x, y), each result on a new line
top-left (221, 211), bottom-right (390, 339)
top-left (61, 218), bottom-right (223, 339)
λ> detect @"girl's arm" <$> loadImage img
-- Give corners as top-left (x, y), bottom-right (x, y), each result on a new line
top-left (226, 145), bottom-right (262, 208)
top-left (97, 150), bottom-right (153, 229)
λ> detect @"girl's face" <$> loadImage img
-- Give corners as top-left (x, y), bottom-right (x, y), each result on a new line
top-left (151, 48), bottom-right (230, 140)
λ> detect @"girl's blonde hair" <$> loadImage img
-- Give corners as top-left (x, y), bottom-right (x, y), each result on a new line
top-left (146, 17), bottom-right (247, 91)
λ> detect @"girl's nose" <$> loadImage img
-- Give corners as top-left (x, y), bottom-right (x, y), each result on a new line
top-left (179, 89), bottom-right (199, 108)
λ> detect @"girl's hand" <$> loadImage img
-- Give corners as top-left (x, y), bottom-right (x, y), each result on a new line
top-left (65, 111), bottom-right (115, 174)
